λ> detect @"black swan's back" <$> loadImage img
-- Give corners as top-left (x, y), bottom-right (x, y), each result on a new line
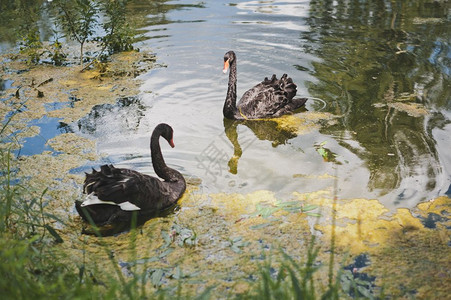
top-left (83, 164), bottom-right (185, 212)
top-left (238, 74), bottom-right (305, 118)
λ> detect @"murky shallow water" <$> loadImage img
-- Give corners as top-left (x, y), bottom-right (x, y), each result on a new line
top-left (1, 0), bottom-right (450, 209)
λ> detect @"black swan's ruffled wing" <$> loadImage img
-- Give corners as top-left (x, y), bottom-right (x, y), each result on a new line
top-left (83, 164), bottom-right (174, 212)
top-left (237, 74), bottom-right (300, 119)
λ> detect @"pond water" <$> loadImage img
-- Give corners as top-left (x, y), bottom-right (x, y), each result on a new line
top-left (1, 0), bottom-right (450, 210)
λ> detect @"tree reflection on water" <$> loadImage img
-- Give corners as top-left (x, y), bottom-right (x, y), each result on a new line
top-left (303, 0), bottom-right (450, 205)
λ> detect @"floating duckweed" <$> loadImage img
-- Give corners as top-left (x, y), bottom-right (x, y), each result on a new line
top-left (310, 195), bottom-right (451, 298)
top-left (388, 102), bottom-right (428, 117)
top-left (17, 152), bottom-right (86, 185)
top-left (47, 133), bottom-right (97, 160)
top-left (336, 199), bottom-right (388, 220)
top-left (58, 189), bottom-right (315, 296)
top-left (413, 17), bottom-right (445, 24)
top-left (269, 111), bottom-right (337, 135)
top-left (417, 196), bottom-right (451, 223)
top-left (293, 173), bottom-right (336, 179)
top-left (1, 49), bottom-right (151, 125)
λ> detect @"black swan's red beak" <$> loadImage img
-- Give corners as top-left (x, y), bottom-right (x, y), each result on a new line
top-left (169, 138), bottom-right (175, 148)
top-left (223, 59), bottom-right (230, 74)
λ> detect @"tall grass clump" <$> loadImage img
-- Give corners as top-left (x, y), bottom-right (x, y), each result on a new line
top-left (0, 110), bottom-right (117, 298)
top-left (0, 111), bottom-right (133, 298)
top-left (239, 236), bottom-right (342, 300)
top-left (0, 110), bottom-right (73, 297)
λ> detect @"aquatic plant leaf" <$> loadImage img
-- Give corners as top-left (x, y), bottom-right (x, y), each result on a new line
top-left (158, 247), bottom-right (174, 258)
top-left (340, 270), bottom-right (352, 292)
top-left (283, 207), bottom-right (301, 213)
top-left (302, 204), bottom-right (318, 212)
top-left (252, 203), bottom-right (276, 218)
top-left (306, 212), bottom-right (321, 217)
top-left (150, 269), bottom-right (164, 286)
top-left (288, 268), bottom-right (303, 298)
top-left (187, 279), bottom-right (205, 284)
top-left (231, 245), bottom-right (242, 253)
top-left (44, 224), bottom-right (63, 243)
top-left (229, 236), bottom-right (250, 253)
top-left (231, 237), bottom-right (243, 243)
top-left (180, 229), bottom-right (198, 247)
top-left (317, 148), bottom-right (328, 159)
top-left (161, 230), bottom-right (172, 247)
top-left (238, 241), bottom-right (250, 247)
top-left (260, 206), bottom-right (279, 218)
top-left (172, 266), bottom-right (182, 279)
top-left (195, 285), bottom-right (217, 300)
top-left (127, 256), bottom-right (159, 266)
top-left (250, 222), bottom-right (272, 230)
top-left (357, 285), bottom-right (374, 299)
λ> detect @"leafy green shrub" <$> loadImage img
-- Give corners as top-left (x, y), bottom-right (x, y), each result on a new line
top-left (240, 238), bottom-right (341, 300)
top-left (100, 0), bottom-right (136, 55)
top-left (19, 27), bottom-right (43, 65)
top-left (54, 0), bottom-right (98, 66)
top-left (52, 0), bottom-right (137, 68)
top-left (46, 39), bottom-right (67, 66)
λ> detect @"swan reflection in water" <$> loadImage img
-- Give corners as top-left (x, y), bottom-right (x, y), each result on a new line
top-left (223, 118), bottom-right (299, 174)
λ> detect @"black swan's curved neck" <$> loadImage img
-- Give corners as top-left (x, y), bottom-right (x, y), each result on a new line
top-left (224, 58), bottom-right (239, 119)
top-left (150, 129), bottom-right (182, 182)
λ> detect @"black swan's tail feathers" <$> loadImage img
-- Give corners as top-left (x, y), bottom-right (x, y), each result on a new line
top-left (292, 97), bottom-right (308, 108)
top-left (261, 74), bottom-right (297, 101)
top-left (280, 74), bottom-right (297, 100)
top-left (75, 200), bottom-right (124, 225)
top-left (83, 164), bottom-right (141, 203)
top-left (75, 200), bottom-right (146, 235)
top-left (273, 97), bottom-right (308, 117)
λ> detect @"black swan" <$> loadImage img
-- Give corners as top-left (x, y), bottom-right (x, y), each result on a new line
top-left (222, 50), bottom-right (307, 120)
top-left (75, 123), bottom-right (186, 227)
